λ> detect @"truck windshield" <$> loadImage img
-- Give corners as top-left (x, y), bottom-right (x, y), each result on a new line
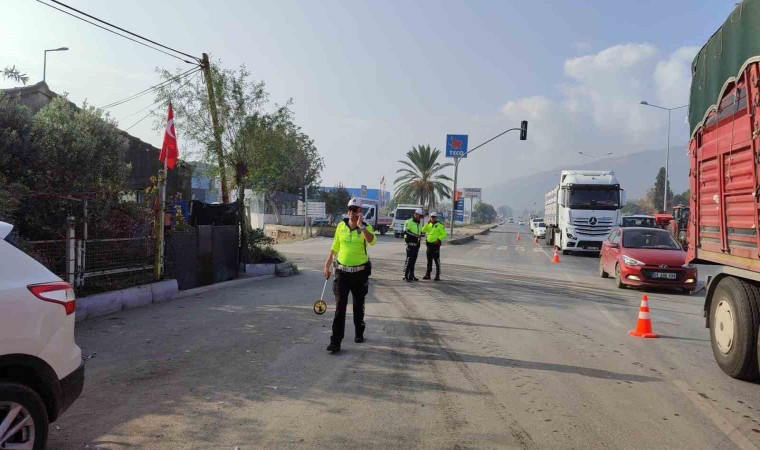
top-left (567, 188), bottom-right (620, 210)
top-left (395, 209), bottom-right (416, 221)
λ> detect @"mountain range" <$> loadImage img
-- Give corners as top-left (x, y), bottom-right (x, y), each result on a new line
top-left (483, 145), bottom-right (690, 213)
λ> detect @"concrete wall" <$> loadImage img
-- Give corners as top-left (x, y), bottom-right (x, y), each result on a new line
top-left (250, 213), bottom-right (306, 228)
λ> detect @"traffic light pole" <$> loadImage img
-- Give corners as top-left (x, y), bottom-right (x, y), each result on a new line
top-left (449, 123), bottom-right (527, 237)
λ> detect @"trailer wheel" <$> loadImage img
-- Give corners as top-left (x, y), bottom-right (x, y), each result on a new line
top-left (709, 277), bottom-right (760, 380)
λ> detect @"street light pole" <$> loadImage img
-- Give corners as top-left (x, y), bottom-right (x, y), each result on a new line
top-left (43, 47), bottom-right (69, 83)
top-left (640, 101), bottom-right (688, 212)
top-left (449, 121), bottom-right (527, 237)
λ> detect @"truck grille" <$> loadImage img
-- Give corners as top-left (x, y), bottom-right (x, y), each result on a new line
top-left (571, 218), bottom-right (614, 236)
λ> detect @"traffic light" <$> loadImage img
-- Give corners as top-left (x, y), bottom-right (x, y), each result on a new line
top-left (520, 120), bottom-right (528, 141)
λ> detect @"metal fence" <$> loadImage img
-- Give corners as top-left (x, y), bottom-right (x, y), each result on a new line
top-left (78, 237), bottom-right (154, 295)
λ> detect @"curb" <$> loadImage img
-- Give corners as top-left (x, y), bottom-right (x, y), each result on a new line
top-left (449, 235), bottom-right (475, 245)
top-left (173, 274), bottom-right (276, 300)
top-left (76, 279), bottom-right (179, 322)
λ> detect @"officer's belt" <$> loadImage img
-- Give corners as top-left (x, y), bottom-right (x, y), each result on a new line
top-left (336, 264), bottom-right (366, 273)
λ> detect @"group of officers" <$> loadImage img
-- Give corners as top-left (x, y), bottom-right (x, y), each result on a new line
top-left (322, 198), bottom-right (447, 353)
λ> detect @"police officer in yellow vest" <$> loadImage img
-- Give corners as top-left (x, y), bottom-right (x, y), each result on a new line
top-left (323, 198), bottom-right (376, 353)
top-left (422, 211), bottom-right (447, 280)
top-left (402, 208), bottom-right (424, 282)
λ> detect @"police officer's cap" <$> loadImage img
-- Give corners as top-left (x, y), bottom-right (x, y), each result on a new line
top-left (414, 208), bottom-right (424, 215)
top-left (348, 198), bottom-right (363, 208)
top-left (430, 211), bottom-right (439, 217)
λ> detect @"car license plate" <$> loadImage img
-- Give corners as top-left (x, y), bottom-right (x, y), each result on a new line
top-left (586, 244), bottom-right (600, 250)
top-left (652, 272), bottom-right (677, 280)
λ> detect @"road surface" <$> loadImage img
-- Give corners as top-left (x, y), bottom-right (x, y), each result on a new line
top-left (49, 224), bottom-right (760, 449)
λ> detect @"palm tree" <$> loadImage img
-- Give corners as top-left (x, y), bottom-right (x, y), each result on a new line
top-left (394, 145), bottom-right (453, 212)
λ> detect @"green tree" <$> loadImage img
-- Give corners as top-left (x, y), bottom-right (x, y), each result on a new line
top-left (317, 187), bottom-right (351, 221)
top-left (672, 188), bottom-right (690, 207)
top-left (394, 145), bottom-right (453, 212)
top-left (473, 202), bottom-right (497, 224)
top-left (0, 96), bottom-right (127, 239)
top-left (646, 167), bottom-right (674, 213)
top-left (621, 198), bottom-right (655, 216)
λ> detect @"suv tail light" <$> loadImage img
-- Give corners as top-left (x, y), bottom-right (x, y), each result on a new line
top-left (27, 282), bottom-right (76, 315)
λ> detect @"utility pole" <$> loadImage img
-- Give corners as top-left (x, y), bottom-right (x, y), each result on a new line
top-left (201, 53), bottom-right (229, 203)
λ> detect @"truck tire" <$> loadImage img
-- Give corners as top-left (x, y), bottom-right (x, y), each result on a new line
top-left (0, 382), bottom-right (49, 450)
top-left (709, 277), bottom-right (760, 380)
top-left (379, 226), bottom-right (386, 235)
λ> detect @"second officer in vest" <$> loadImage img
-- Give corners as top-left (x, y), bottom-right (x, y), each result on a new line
top-left (422, 211), bottom-right (447, 280)
top-left (402, 208), bottom-right (424, 281)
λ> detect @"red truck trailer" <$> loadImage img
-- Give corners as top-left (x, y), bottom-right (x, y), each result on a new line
top-left (688, 0), bottom-right (760, 380)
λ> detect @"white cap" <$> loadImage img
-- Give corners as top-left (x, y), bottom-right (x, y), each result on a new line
top-left (414, 208), bottom-right (424, 215)
top-left (348, 198), bottom-right (363, 208)
top-left (430, 211), bottom-right (438, 217)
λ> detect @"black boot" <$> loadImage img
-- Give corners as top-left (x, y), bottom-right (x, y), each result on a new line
top-left (423, 273), bottom-right (431, 280)
top-left (327, 342), bottom-right (341, 353)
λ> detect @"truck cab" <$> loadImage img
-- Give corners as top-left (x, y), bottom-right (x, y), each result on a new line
top-left (545, 170), bottom-right (625, 254)
top-left (393, 204), bottom-right (423, 238)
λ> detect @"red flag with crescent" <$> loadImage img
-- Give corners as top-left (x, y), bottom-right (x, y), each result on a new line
top-left (159, 102), bottom-right (178, 169)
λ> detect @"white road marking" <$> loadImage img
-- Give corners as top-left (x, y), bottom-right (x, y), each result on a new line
top-left (515, 246), bottom-right (525, 252)
top-left (672, 379), bottom-right (758, 450)
top-left (497, 246), bottom-right (509, 251)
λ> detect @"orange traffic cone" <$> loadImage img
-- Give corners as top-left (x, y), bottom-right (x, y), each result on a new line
top-left (533, 235), bottom-right (539, 245)
top-left (629, 294), bottom-right (659, 338)
top-left (515, 232), bottom-right (521, 241)
top-left (551, 248), bottom-right (560, 263)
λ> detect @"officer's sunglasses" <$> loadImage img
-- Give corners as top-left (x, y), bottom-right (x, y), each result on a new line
top-left (348, 206), bottom-right (362, 213)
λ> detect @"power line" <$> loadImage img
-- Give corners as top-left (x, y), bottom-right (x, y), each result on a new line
top-left (46, 0), bottom-right (200, 62)
top-left (124, 71), bottom-right (200, 132)
top-left (100, 66), bottom-right (200, 109)
top-left (36, 0), bottom-right (199, 65)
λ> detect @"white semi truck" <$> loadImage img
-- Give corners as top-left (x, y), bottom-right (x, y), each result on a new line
top-left (544, 170), bottom-right (625, 254)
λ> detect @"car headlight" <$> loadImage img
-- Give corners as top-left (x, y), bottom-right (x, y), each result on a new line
top-left (682, 263), bottom-right (696, 269)
top-left (565, 228), bottom-right (576, 240)
top-left (623, 255), bottom-right (646, 266)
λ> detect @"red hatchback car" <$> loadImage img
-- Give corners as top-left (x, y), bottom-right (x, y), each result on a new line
top-left (599, 227), bottom-right (697, 293)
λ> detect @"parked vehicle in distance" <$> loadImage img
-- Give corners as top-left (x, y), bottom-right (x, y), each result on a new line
top-left (507, 217), bottom-right (515, 224)
top-left (599, 227), bottom-right (696, 294)
top-left (357, 198), bottom-right (392, 235)
top-left (653, 205), bottom-right (690, 249)
top-left (620, 215), bottom-right (657, 228)
top-left (686, 1), bottom-right (760, 380)
top-left (533, 222), bottom-right (547, 238)
top-left (517, 220), bottom-right (524, 226)
top-left (0, 221), bottom-right (85, 450)
top-left (545, 170), bottom-right (625, 254)
top-left (530, 218), bottom-right (543, 232)
top-left (393, 204), bottom-right (423, 238)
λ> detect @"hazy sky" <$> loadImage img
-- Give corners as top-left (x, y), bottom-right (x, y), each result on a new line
top-left (2, 1), bottom-right (732, 203)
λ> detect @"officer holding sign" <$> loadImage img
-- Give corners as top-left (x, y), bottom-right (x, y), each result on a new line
top-left (323, 198), bottom-right (376, 353)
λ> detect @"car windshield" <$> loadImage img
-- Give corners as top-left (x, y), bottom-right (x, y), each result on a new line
top-left (395, 209), bottom-right (416, 221)
top-left (622, 229), bottom-right (681, 250)
top-left (537, 222), bottom-right (546, 227)
top-left (622, 217), bottom-right (656, 227)
top-left (567, 188), bottom-right (620, 210)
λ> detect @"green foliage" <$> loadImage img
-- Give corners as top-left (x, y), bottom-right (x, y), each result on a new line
top-left (646, 167), bottom-right (674, 213)
top-left (621, 198), bottom-right (656, 216)
top-left (2, 66), bottom-right (28, 85)
top-left (318, 187), bottom-right (352, 218)
top-left (0, 96), bottom-right (128, 239)
top-left (241, 227), bottom-right (283, 264)
top-left (473, 202), bottom-right (497, 224)
top-left (672, 188), bottom-right (690, 207)
top-left (394, 145), bottom-right (453, 212)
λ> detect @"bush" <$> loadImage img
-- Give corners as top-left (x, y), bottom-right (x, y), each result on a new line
top-left (242, 228), bottom-right (285, 263)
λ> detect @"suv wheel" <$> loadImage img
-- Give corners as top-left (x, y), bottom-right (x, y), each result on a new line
top-left (0, 382), bottom-right (49, 450)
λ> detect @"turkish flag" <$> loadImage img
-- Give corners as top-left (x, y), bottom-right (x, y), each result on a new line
top-left (159, 102), bottom-right (178, 169)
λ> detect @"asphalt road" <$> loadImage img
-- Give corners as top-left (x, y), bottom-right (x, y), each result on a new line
top-left (49, 224), bottom-right (760, 449)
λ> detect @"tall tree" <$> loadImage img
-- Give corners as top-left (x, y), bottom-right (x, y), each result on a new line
top-left (646, 167), bottom-right (674, 213)
top-left (394, 145), bottom-right (453, 212)
top-left (473, 202), bottom-right (497, 224)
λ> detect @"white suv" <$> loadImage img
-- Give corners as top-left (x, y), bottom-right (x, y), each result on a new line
top-left (0, 222), bottom-right (84, 449)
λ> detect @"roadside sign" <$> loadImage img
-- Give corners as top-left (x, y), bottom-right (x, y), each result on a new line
top-left (462, 188), bottom-right (482, 199)
top-left (456, 211), bottom-right (464, 222)
top-left (446, 134), bottom-right (468, 158)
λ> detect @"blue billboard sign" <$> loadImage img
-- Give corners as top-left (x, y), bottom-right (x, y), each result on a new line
top-left (446, 134), bottom-right (468, 158)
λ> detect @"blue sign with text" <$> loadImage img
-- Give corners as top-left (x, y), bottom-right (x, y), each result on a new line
top-left (446, 134), bottom-right (468, 158)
